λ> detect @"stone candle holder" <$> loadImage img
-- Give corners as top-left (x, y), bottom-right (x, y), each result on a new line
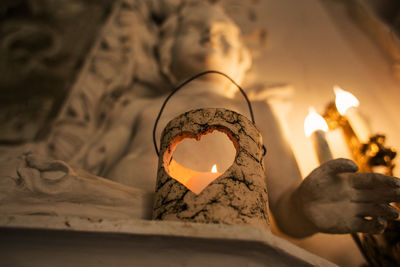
top-left (152, 108), bottom-right (269, 230)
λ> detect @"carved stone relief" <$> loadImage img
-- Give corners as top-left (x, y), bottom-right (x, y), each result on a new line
top-left (0, 0), bottom-right (112, 142)
top-left (0, 0), bottom-right (257, 221)
top-left (0, 0), bottom-right (399, 253)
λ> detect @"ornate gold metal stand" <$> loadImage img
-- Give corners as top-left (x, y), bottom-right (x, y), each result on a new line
top-left (323, 102), bottom-right (371, 172)
top-left (324, 102), bottom-right (399, 267)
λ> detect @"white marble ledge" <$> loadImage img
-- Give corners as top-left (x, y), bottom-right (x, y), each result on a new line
top-left (0, 215), bottom-right (336, 267)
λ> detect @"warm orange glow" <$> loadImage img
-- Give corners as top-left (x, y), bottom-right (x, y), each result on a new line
top-left (211, 164), bottom-right (217, 173)
top-left (334, 86), bottom-right (359, 115)
top-left (168, 160), bottom-right (222, 195)
top-left (304, 107), bottom-right (329, 137)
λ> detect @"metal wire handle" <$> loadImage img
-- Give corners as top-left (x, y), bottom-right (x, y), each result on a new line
top-left (153, 70), bottom-right (262, 156)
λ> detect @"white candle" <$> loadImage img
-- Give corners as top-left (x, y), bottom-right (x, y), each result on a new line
top-left (304, 107), bottom-right (333, 164)
top-left (311, 130), bottom-right (333, 164)
top-left (168, 161), bottom-right (222, 194)
top-left (185, 164), bottom-right (221, 194)
top-left (344, 107), bottom-right (371, 143)
top-left (326, 129), bottom-right (352, 159)
top-left (334, 86), bottom-right (371, 143)
top-left (186, 171), bottom-right (221, 195)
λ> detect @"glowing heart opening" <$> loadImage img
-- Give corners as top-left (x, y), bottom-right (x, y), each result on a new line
top-left (166, 130), bottom-right (237, 194)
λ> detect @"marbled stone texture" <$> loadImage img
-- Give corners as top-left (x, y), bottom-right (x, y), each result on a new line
top-left (153, 108), bottom-right (269, 230)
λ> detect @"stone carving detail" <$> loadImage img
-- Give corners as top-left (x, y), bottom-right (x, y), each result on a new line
top-left (47, 0), bottom-right (166, 163)
top-left (1, 0), bottom-right (399, 247)
top-left (0, 0), bottom-right (166, 219)
top-left (0, 152), bottom-right (153, 219)
top-left (0, 0), bottom-right (111, 142)
top-left (153, 108), bottom-right (269, 229)
top-left (1, 21), bottom-right (61, 75)
top-left (46, 0), bottom-right (251, 182)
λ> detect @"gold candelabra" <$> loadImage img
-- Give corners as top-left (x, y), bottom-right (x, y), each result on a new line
top-left (323, 101), bottom-right (399, 267)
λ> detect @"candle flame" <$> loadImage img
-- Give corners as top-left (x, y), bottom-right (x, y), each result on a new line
top-left (334, 86), bottom-right (359, 115)
top-left (304, 107), bottom-right (329, 137)
top-left (211, 164), bottom-right (218, 173)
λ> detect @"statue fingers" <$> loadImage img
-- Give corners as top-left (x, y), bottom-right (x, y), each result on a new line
top-left (353, 217), bottom-right (387, 234)
top-left (25, 154), bottom-right (73, 174)
top-left (25, 154), bottom-right (55, 170)
top-left (16, 156), bottom-right (28, 171)
top-left (322, 158), bottom-right (358, 175)
top-left (16, 166), bottom-right (41, 191)
top-left (356, 203), bottom-right (399, 220)
top-left (349, 172), bottom-right (400, 190)
top-left (352, 188), bottom-right (400, 203)
top-left (17, 166), bottom-right (40, 180)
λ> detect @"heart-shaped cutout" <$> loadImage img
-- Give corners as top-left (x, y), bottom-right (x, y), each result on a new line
top-left (167, 130), bottom-right (236, 194)
top-left (168, 159), bottom-right (221, 194)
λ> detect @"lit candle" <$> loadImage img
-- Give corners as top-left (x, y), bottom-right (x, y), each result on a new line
top-left (334, 86), bottom-right (371, 143)
top-left (304, 107), bottom-right (333, 164)
top-left (186, 164), bottom-right (221, 195)
top-left (326, 129), bottom-right (352, 159)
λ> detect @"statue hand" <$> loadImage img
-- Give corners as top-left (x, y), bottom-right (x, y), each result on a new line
top-left (294, 158), bottom-right (400, 234)
top-left (17, 153), bottom-right (152, 202)
top-left (14, 153), bottom-right (153, 219)
top-left (16, 153), bottom-right (79, 195)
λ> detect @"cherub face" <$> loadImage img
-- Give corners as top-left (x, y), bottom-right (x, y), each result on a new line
top-left (169, 7), bottom-right (244, 83)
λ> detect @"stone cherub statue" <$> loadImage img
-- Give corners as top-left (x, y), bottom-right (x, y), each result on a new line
top-left (1, 0), bottom-right (400, 240)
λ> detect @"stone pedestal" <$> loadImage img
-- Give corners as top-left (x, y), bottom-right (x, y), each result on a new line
top-left (0, 215), bottom-right (337, 267)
